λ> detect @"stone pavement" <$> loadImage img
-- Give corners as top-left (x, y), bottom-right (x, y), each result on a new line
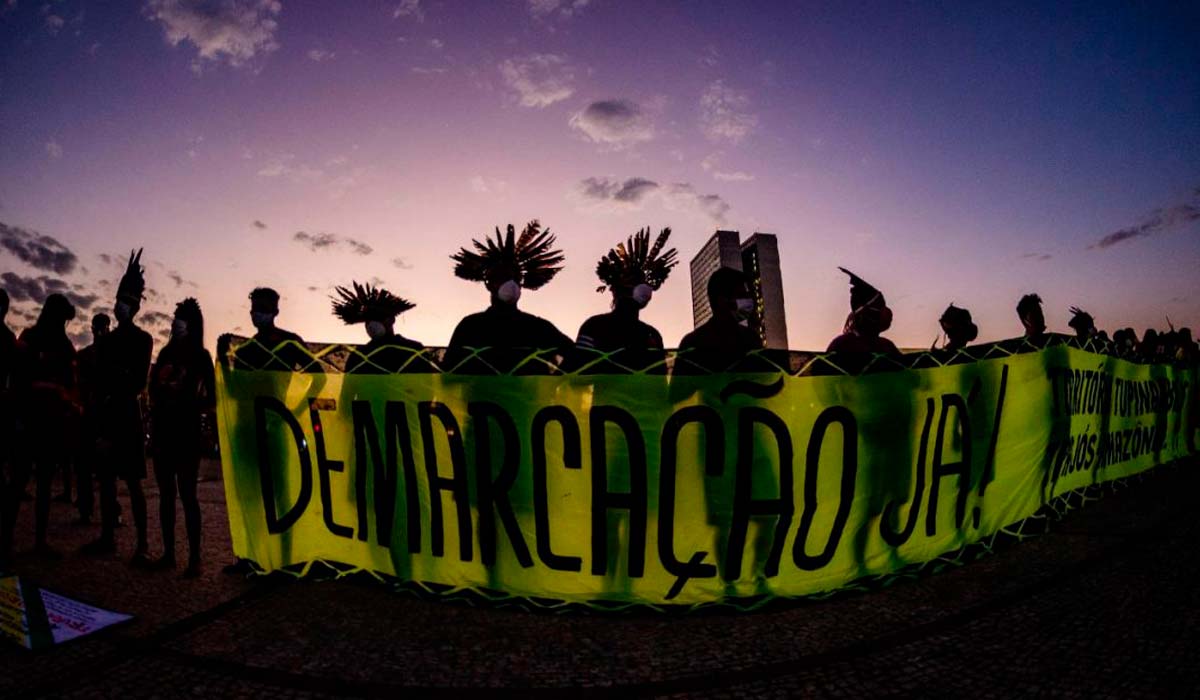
top-left (1, 458), bottom-right (1197, 698)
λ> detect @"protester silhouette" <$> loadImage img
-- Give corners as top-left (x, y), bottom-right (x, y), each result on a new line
top-left (676, 267), bottom-right (763, 373)
top-left (1067, 306), bottom-right (1097, 340)
top-left (938, 304), bottom-right (978, 353)
top-left (72, 313), bottom-right (111, 526)
top-left (219, 288), bottom-right (313, 372)
top-left (0, 290), bottom-right (14, 570)
top-left (572, 227), bottom-right (677, 374)
top-left (826, 268), bottom-right (901, 358)
top-left (445, 221), bottom-right (572, 374)
top-left (1016, 293), bottom-right (1047, 343)
top-left (332, 281), bottom-right (431, 373)
top-left (149, 298), bottom-right (214, 577)
top-left (7, 293), bottom-right (79, 560)
top-left (83, 250), bottom-right (153, 566)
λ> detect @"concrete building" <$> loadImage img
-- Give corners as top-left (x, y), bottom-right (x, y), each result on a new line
top-left (688, 230), bottom-right (789, 349)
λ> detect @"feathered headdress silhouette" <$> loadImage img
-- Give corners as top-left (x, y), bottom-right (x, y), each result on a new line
top-left (595, 227), bottom-right (678, 293)
top-left (331, 281), bottom-right (414, 324)
top-left (1068, 306), bottom-right (1095, 332)
top-left (451, 220), bottom-right (564, 289)
top-left (838, 266), bottom-right (884, 311)
top-left (117, 248), bottom-right (145, 302)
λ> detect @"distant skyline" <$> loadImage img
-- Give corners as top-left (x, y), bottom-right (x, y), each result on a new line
top-left (2, 1), bottom-right (1197, 352)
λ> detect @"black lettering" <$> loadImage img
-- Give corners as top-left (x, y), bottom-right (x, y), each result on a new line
top-left (310, 398), bottom-right (353, 539)
top-left (589, 406), bottom-right (648, 577)
top-left (531, 406), bottom-right (582, 572)
top-left (657, 406), bottom-right (722, 596)
top-left (881, 398), bottom-right (933, 547)
top-left (418, 402), bottom-right (472, 561)
top-left (469, 402), bottom-right (533, 568)
top-left (926, 394), bottom-right (971, 537)
top-left (794, 406), bottom-right (855, 571)
top-left (254, 397), bottom-right (313, 534)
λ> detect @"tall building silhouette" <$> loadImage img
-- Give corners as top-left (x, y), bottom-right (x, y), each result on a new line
top-left (689, 230), bottom-right (788, 349)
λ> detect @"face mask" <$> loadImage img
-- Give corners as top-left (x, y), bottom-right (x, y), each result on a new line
top-left (366, 321), bottom-right (388, 340)
top-left (251, 310), bottom-right (276, 329)
top-left (496, 280), bottom-right (521, 305)
top-left (631, 284), bottom-right (653, 307)
top-left (735, 297), bottom-right (755, 317)
top-left (172, 319), bottom-right (188, 338)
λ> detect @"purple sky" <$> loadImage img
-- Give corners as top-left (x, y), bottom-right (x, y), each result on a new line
top-left (2, 1), bottom-right (1198, 352)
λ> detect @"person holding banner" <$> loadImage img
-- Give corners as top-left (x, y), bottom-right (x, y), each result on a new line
top-left (826, 267), bottom-right (901, 359)
top-left (1016, 293), bottom-right (1048, 344)
top-left (676, 266), bottom-right (763, 373)
top-left (445, 221), bottom-right (572, 374)
top-left (148, 298), bottom-right (214, 577)
top-left (938, 304), bottom-right (978, 353)
top-left (1068, 306), bottom-right (1098, 340)
top-left (571, 227), bottom-right (677, 374)
top-left (331, 281), bottom-right (432, 373)
top-left (84, 250), bottom-right (153, 566)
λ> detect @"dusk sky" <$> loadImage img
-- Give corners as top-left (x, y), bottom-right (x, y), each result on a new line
top-left (2, 1), bottom-right (1198, 353)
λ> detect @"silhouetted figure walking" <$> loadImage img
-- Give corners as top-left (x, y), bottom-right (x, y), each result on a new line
top-left (332, 281), bottom-right (429, 373)
top-left (84, 250), bottom-right (153, 566)
top-left (938, 304), bottom-right (978, 352)
top-left (573, 227), bottom-right (677, 373)
top-left (73, 313), bottom-right (110, 526)
top-left (1017, 293), bottom-right (1046, 342)
top-left (445, 221), bottom-right (572, 373)
top-left (827, 267), bottom-right (901, 357)
top-left (9, 294), bottom-right (78, 559)
top-left (148, 298), bottom-right (214, 577)
top-left (677, 267), bottom-right (763, 372)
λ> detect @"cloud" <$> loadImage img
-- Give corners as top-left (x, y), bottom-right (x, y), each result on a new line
top-left (411, 66), bottom-right (447, 74)
top-left (143, 0), bottom-right (282, 71)
top-left (344, 238), bottom-right (373, 256)
top-left (527, 0), bottom-right (591, 18)
top-left (1089, 197), bottom-right (1200, 250)
top-left (576, 176), bottom-right (661, 206)
top-left (665, 183), bottom-right (730, 224)
top-left (45, 13), bottom-right (64, 34)
top-left (256, 154), bottom-right (323, 182)
top-left (252, 219), bottom-right (267, 229)
top-left (293, 231), bottom-right (374, 255)
top-left (1020, 252), bottom-right (1053, 261)
top-left (700, 80), bottom-right (758, 143)
top-left (569, 100), bottom-right (654, 147)
top-left (0, 272), bottom-right (98, 310)
top-left (499, 54), bottom-right (574, 108)
top-left (167, 270), bottom-right (187, 287)
top-left (701, 152), bottom-right (755, 182)
top-left (428, 38), bottom-right (443, 50)
top-left (307, 48), bottom-right (334, 62)
top-left (392, 257), bottom-right (413, 270)
top-left (469, 175), bottom-right (508, 195)
top-left (140, 310), bottom-right (173, 328)
top-left (392, 0), bottom-right (423, 21)
top-left (45, 140), bottom-right (63, 159)
top-left (0, 222), bottom-right (78, 274)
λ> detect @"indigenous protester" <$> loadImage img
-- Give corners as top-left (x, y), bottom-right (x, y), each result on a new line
top-left (84, 250), bottom-right (153, 566)
top-left (149, 298), bottom-right (214, 577)
top-left (445, 221), bottom-right (573, 373)
top-left (332, 281), bottom-right (431, 373)
top-left (219, 288), bottom-right (313, 372)
top-left (573, 227), bottom-right (678, 373)
top-left (826, 267), bottom-right (901, 357)
top-left (677, 266), bottom-right (763, 372)
top-left (938, 304), bottom-right (978, 353)
top-left (1016, 293), bottom-right (1047, 341)
top-left (1068, 306), bottom-right (1097, 340)
top-left (73, 313), bottom-right (111, 526)
top-left (4, 294), bottom-right (78, 560)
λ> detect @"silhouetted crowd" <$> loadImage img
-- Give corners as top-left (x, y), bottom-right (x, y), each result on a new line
top-left (0, 223), bottom-right (1195, 575)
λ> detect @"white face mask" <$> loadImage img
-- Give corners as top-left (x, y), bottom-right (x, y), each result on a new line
top-left (496, 280), bottom-right (521, 305)
top-left (365, 320), bottom-right (389, 340)
top-left (114, 301), bottom-right (133, 324)
top-left (735, 297), bottom-right (755, 317)
top-left (251, 310), bottom-right (276, 329)
top-left (631, 283), bottom-right (653, 307)
top-left (172, 319), bottom-right (188, 338)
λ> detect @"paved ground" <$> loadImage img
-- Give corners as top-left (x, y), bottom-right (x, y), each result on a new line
top-left (1, 458), bottom-right (1197, 698)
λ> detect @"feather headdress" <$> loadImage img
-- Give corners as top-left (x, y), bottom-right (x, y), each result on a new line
top-left (117, 248), bottom-right (145, 303)
top-left (595, 227), bottom-right (678, 293)
top-left (451, 220), bottom-right (564, 290)
top-left (1068, 306), bottom-right (1095, 332)
top-left (331, 281), bottom-right (415, 324)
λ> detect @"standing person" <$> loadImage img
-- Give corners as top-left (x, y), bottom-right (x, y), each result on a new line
top-left (331, 281), bottom-right (430, 373)
top-left (1067, 306), bottom-right (1097, 340)
top-left (1017, 293), bottom-right (1047, 341)
top-left (938, 304), bottom-right (978, 352)
top-left (573, 227), bottom-right (677, 373)
top-left (83, 250), bottom-right (153, 565)
top-left (445, 221), bottom-right (572, 373)
top-left (826, 267), bottom-right (901, 357)
top-left (0, 290), bottom-right (14, 569)
top-left (73, 313), bottom-right (110, 526)
top-left (149, 299), bottom-right (214, 577)
top-left (9, 294), bottom-right (78, 559)
top-left (677, 266), bottom-right (763, 372)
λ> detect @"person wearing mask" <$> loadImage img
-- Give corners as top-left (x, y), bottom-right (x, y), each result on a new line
top-left (444, 221), bottom-right (572, 374)
top-left (826, 267), bottom-right (901, 357)
top-left (938, 304), bottom-right (978, 353)
top-left (73, 313), bottom-right (111, 526)
top-left (332, 281), bottom-right (431, 373)
top-left (573, 227), bottom-right (678, 373)
top-left (219, 287), bottom-right (311, 372)
top-left (83, 250), bottom-right (153, 566)
top-left (148, 298), bottom-right (214, 577)
top-left (677, 267), bottom-right (763, 372)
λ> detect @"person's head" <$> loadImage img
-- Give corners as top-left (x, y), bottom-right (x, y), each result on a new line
top-left (249, 287), bottom-right (280, 330)
top-left (840, 267), bottom-right (892, 337)
top-left (91, 313), bottom-right (111, 340)
top-left (452, 221), bottom-right (564, 308)
top-left (1067, 306), bottom-right (1096, 339)
top-left (939, 304), bottom-right (978, 349)
top-left (114, 248), bottom-right (146, 324)
top-left (0, 289), bottom-right (8, 320)
top-left (1016, 294), bottom-right (1044, 337)
top-left (706, 267), bottom-right (754, 321)
top-left (595, 227), bottom-right (678, 312)
top-left (331, 282), bottom-right (415, 340)
top-left (38, 293), bottom-right (75, 329)
top-left (172, 298), bottom-right (204, 346)
top-left (484, 262), bottom-right (523, 306)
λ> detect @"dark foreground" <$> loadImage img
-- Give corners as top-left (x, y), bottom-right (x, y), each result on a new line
top-left (1, 460), bottom-right (1197, 698)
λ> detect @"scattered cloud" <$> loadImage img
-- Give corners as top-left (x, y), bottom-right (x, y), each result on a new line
top-left (527, 0), bottom-right (591, 19)
top-left (252, 219), bottom-right (267, 229)
top-left (307, 48), bottom-right (334, 62)
top-left (167, 270), bottom-right (187, 287)
top-left (665, 183), bottom-right (731, 224)
top-left (392, 257), bottom-right (413, 270)
top-left (143, 0), bottom-right (282, 71)
top-left (1020, 252), bottom-right (1053, 261)
top-left (0, 222), bottom-right (78, 274)
top-left (574, 176), bottom-right (730, 223)
top-left (344, 238), bottom-right (373, 256)
top-left (698, 45), bottom-right (719, 68)
top-left (576, 176), bottom-right (659, 206)
top-left (700, 80), bottom-right (758, 143)
top-left (411, 66), bottom-right (448, 74)
top-left (392, 0), bottom-right (423, 21)
top-left (256, 154), bottom-right (323, 182)
top-left (701, 153), bottom-right (755, 182)
top-left (499, 53), bottom-right (574, 108)
top-left (45, 140), bottom-right (63, 159)
top-left (1, 272), bottom-right (98, 310)
top-left (569, 99), bottom-right (654, 147)
top-left (293, 231), bottom-right (374, 256)
top-left (1089, 194), bottom-right (1200, 250)
top-left (428, 38), bottom-right (443, 50)
top-left (140, 310), bottom-right (173, 328)
top-left (45, 13), bottom-right (65, 35)
top-left (469, 175), bottom-right (508, 195)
